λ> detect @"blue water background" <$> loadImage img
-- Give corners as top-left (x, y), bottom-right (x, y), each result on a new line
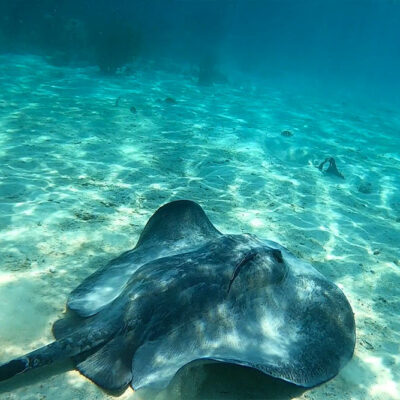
top-left (1, 0), bottom-right (400, 104)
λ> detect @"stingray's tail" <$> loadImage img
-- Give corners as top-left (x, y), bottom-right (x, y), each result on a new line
top-left (0, 322), bottom-right (115, 382)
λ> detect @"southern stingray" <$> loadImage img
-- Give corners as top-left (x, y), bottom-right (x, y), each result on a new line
top-left (0, 200), bottom-right (355, 392)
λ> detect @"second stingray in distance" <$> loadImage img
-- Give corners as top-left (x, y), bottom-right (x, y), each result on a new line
top-left (0, 200), bottom-right (355, 392)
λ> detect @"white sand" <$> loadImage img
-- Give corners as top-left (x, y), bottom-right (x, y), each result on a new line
top-left (0, 54), bottom-right (399, 400)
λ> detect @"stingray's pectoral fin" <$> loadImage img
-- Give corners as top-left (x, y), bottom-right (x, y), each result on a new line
top-left (131, 340), bottom-right (191, 390)
top-left (76, 334), bottom-right (134, 392)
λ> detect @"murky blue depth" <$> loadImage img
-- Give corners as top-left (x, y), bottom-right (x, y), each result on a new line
top-left (1, 0), bottom-right (400, 102)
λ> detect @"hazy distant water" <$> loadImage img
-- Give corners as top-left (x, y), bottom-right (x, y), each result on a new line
top-left (1, 0), bottom-right (400, 104)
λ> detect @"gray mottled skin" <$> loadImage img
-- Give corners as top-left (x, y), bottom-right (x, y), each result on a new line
top-left (0, 200), bottom-right (355, 392)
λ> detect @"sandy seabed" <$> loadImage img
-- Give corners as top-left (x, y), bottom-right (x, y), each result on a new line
top-left (0, 54), bottom-right (399, 400)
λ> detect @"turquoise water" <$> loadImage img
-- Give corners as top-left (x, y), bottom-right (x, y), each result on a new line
top-left (0, 1), bottom-right (400, 399)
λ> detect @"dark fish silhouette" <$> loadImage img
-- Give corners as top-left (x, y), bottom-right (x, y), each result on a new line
top-left (0, 200), bottom-right (355, 392)
top-left (318, 157), bottom-right (345, 179)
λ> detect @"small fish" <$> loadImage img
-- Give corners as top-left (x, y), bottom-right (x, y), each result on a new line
top-left (318, 157), bottom-right (345, 179)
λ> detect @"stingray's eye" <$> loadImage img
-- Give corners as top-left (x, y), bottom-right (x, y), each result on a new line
top-left (265, 248), bottom-right (288, 284)
top-left (270, 249), bottom-right (283, 263)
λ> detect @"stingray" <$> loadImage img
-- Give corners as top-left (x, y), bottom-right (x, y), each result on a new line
top-left (0, 200), bottom-right (355, 392)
